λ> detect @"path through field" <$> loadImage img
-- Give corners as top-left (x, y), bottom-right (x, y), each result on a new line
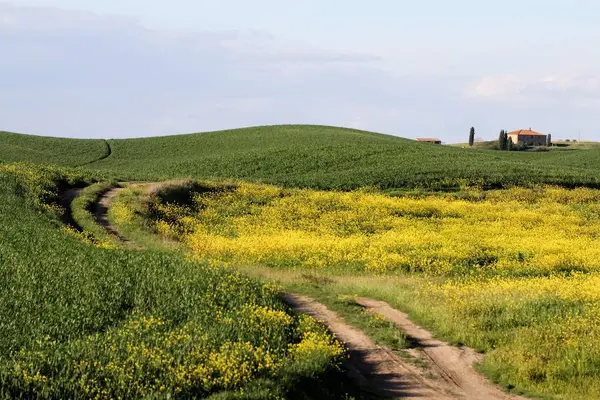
top-left (71, 182), bottom-right (526, 399)
top-left (355, 298), bottom-right (521, 399)
top-left (285, 293), bottom-right (454, 399)
top-left (94, 186), bottom-right (125, 239)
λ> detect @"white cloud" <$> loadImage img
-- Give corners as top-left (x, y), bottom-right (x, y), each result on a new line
top-left (467, 74), bottom-right (600, 105)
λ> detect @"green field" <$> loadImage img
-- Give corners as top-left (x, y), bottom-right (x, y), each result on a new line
top-left (0, 131), bottom-right (109, 166)
top-left (0, 164), bottom-right (349, 399)
top-left (95, 125), bottom-right (600, 190)
top-left (5, 125), bottom-right (600, 190)
top-left (451, 140), bottom-right (600, 151)
top-left (3, 124), bottom-right (600, 399)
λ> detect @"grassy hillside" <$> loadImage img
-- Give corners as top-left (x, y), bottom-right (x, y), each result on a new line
top-left (449, 140), bottom-right (500, 150)
top-left (92, 125), bottom-right (600, 190)
top-left (0, 131), bottom-right (108, 166)
top-left (4, 125), bottom-right (600, 189)
top-left (0, 164), bottom-right (346, 398)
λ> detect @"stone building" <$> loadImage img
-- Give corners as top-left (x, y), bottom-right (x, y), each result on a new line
top-left (507, 129), bottom-right (547, 146)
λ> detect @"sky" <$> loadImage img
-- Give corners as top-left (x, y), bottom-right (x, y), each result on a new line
top-left (2, 1), bottom-right (600, 141)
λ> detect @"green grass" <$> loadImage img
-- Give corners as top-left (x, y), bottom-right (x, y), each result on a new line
top-left (551, 141), bottom-right (600, 150)
top-left (83, 124), bottom-right (600, 190)
top-left (5, 125), bottom-right (600, 190)
top-left (0, 164), bottom-right (351, 399)
top-left (0, 131), bottom-right (109, 166)
top-left (107, 183), bottom-right (188, 252)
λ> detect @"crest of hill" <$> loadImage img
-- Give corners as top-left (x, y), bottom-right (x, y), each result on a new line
top-left (3, 125), bottom-right (600, 190)
top-left (0, 131), bottom-right (108, 166)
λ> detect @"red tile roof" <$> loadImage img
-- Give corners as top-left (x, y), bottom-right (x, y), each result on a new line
top-left (507, 129), bottom-right (547, 136)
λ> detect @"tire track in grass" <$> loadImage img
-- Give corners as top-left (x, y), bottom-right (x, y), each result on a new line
top-left (284, 293), bottom-right (455, 399)
top-left (354, 298), bottom-right (526, 400)
top-left (58, 187), bottom-right (84, 230)
top-left (76, 139), bottom-right (112, 167)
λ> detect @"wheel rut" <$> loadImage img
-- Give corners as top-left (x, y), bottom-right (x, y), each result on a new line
top-left (94, 187), bottom-right (126, 239)
top-left (285, 293), bottom-right (454, 399)
top-left (57, 187), bottom-right (83, 229)
top-left (61, 182), bottom-right (528, 399)
top-left (76, 139), bottom-right (112, 167)
top-left (354, 298), bottom-right (525, 400)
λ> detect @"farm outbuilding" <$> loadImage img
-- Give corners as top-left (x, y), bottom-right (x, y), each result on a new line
top-left (416, 138), bottom-right (442, 144)
top-left (507, 129), bottom-right (547, 146)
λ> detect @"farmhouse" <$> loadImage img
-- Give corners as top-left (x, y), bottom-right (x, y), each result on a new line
top-left (507, 129), bottom-right (547, 146)
top-left (416, 138), bottom-right (442, 144)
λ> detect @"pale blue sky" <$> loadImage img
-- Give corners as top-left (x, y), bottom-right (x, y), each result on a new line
top-left (2, 1), bottom-right (600, 141)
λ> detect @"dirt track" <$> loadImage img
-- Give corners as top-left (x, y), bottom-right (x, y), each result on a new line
top-left (70, 182), bottom-right (526, 399)
top-left (94, 187), bottom-right (125, 239)
top-left (355, 298), bottom-right (524, 400)
top-left (285, 293), bottom-right (455, 399)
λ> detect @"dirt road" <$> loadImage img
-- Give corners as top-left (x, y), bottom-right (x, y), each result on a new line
top-left (355, 298), bottom-right (523, 400)
top-left (285, 293), bottom-right (456, 399)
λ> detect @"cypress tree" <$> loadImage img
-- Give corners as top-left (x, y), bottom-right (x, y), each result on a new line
top-left (469, 127), bottom-right (475, 147)
top-left (503, 131), bottom-right (510, 150)
top-left (507, 137), bottom-right (513, 151)
top-left (498, 130), bottom-right (506, 150)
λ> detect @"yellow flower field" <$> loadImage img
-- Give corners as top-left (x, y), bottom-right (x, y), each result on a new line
top-left (155, 182), bottom-right (600, 276)
top-left (149, 181), bottom-right (600, 398)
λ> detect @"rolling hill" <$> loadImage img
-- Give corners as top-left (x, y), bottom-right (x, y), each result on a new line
top-left (0, 131), bottom-right (109, 166)
top-left (3, 125), bottom-right (600, 190)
